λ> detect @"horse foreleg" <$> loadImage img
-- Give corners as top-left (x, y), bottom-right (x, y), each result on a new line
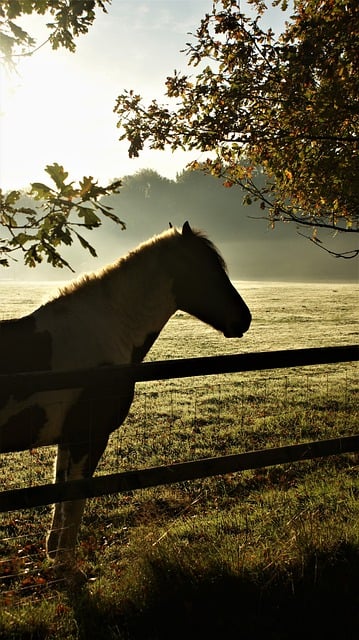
top-left (46, 444), bottom-right (86, 562)
top-left (47, 497), bottom-right (86, 563)
top-left (46, 389), bottom-right (133, 566)
top-left (46, 445), bottom-right (70, 559)
top-left (46, 437), bottom-right (108, 565)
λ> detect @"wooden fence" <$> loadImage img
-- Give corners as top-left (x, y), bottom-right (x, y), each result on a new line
top-left (0, 345), bottom-right (358, 514)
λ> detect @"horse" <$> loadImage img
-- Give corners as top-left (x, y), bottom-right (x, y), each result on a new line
top-left (0, 222), bottom-right (251, 564)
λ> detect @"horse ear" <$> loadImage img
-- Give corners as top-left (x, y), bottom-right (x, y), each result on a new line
top-left (182, 221), bottom-right (192, 236)
top-left (169, 222), bottom-right (173, 229)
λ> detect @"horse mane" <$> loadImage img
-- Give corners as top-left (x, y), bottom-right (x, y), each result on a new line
top-left (50, 225), bottom-right (227, 302)
top-left (187, 229), bottom-right (228, 273)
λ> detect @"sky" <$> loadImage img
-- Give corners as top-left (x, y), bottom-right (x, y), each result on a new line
top-left (0, 1), bottom-right (290, 192)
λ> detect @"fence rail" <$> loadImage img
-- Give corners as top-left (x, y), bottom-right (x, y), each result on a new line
top-left (1, 345), bottom-right (358, 514)
top-left (1, 435), bottom-right (358, 513)
top-left (0, 345), bottom-right (357, 394)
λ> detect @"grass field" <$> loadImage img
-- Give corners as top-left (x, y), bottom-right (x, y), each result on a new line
top-left (0, 281), bottom-right (358, 639)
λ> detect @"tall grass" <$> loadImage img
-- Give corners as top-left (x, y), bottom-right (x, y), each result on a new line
top-left (0, 281), bottom-right (358, 638)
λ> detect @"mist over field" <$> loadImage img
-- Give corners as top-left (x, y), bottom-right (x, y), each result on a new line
top-left (2, 170), bottom-right (358, 282)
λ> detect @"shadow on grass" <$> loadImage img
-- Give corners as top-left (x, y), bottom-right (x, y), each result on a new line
top-left (72, 542), bottom-right (359, 640)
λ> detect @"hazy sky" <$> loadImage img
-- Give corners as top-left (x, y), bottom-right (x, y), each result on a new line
top-left (0, 1), bottom-right (289, 191)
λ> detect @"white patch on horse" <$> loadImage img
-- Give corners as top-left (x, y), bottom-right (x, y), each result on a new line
top-left (36, 389), bottom-right (82, 446)
top-left (58, 451), bottom-right (88, 483)
top-left (1, 389), bottom-right (82, 449)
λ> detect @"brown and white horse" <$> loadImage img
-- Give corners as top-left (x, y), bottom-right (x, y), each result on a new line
top-left (0, 222), bottom-right (251, 563)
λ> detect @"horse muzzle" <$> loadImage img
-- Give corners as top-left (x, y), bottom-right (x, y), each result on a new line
top-left (223, 309), bottom-right (252, 338)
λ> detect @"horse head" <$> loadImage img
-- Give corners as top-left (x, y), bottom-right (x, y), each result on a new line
top-left (170, 222), bottom-right (251, 339)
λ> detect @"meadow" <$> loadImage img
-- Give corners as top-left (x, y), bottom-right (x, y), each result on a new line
top-left (0, 280), bottom-right (358, 639)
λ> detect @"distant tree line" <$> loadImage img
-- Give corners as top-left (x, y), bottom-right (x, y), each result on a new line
top-left (7, 169), bottom-right (358, 282)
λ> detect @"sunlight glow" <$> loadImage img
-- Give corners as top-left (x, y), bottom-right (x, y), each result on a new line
top-left (0, 1), bottom-right (290, 193)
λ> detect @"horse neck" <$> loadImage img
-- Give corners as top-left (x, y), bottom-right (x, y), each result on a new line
top-left (101, 247), bottom-right (176, 361)
top-left (94, 242), bottom-right (178, 361)
top-left (36, 236), bottom-right (178, 368)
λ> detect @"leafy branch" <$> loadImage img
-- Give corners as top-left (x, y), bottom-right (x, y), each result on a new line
top-left (0, 1), bottom-right (111, 63)
top-left (0, 163), bottom-right (124, 271)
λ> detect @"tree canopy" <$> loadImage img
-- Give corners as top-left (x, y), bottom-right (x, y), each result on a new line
top-left (114, 0), bottom-right (359, 257)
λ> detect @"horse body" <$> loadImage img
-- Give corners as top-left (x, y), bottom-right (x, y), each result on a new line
top-left (0, 223), bottom-right (251, 563)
